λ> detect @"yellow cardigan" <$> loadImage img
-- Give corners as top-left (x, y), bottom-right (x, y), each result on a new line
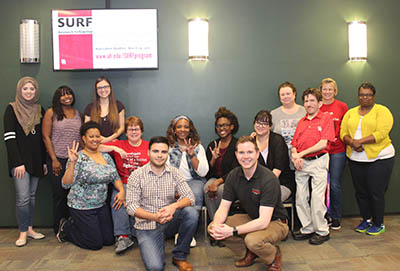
top-left (340, 104), bottom-right (393, 159)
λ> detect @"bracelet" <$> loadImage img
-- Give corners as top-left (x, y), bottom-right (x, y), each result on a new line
top-left (188, 153), bottom-right (195, 159)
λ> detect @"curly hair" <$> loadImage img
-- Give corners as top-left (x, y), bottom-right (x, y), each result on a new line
top-left (214, 106), bottom-right (239, 135)
top-left (166, 115), bottom-right (201, 146)
top-left (52, 85), bottom-right (75, 121)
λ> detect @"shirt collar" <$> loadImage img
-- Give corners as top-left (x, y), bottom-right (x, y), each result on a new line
top-left (146, 162), bottom-right (171, 176)
top-left (238, 163), bottom-right (261, 181)
top-left (305, 110), bottom-right (323, 120)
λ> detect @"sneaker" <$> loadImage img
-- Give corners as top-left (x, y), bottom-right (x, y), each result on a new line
top-left (174, 234), bottom-right (197, 248)
top-left (366, 224), bottom-right (385, 236)
top-left (326, 217), bottom-right (333, 227)
top-left (309, 233), bottom-right (330, 245)
top-left (355, 220), bottom-right (373, 233)
top-left (331, 219), bottom-right (341, 230)
top-left (115, 236), bottom-right (134, 254)
top-left (56, 218), bottom-right (68, 243)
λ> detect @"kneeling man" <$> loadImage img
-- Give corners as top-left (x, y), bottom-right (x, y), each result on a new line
top-left (126, 136), bottom-right (197, 271)
top-left (208, 136), bottom-right (289, 271)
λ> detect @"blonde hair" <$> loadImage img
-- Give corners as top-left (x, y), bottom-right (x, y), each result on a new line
top-left (320, 77), bottom-right (338, 95)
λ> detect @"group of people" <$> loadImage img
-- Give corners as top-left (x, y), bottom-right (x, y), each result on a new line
top-left (4, 75), bottom-right (395, 271)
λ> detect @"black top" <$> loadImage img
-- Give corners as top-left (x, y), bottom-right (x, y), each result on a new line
top-left (258, 132), bottom-right (295, 193)
top-left (223, 164), bottom-right (288, 221)
top-left (3, 104), bottom-right (46, 177)
top-left (206, 137), bottom-right (239, 181)
top-left (84, 100), bottom-right (125, 137)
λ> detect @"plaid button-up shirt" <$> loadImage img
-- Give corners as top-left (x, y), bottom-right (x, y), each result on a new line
top-left (126, 163), bottom-right (195, 230)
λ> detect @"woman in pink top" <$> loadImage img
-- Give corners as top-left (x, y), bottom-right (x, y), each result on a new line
top-left (319, 78), bottom-right (348, 230)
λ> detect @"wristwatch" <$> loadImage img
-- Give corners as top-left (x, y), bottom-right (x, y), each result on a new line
top-left (233, 226), bottom-right (239, 237)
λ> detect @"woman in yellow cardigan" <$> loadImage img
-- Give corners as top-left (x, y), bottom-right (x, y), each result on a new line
top-left (340, 82), bottom-right (395, 236)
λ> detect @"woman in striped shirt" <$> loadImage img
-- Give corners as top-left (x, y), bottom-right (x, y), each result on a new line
top-left (42, 86), bottom-right (82, 234)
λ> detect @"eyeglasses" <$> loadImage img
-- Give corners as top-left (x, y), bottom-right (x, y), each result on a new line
top-left (127, 128), bottom-right (141, 133)
top-left (255, 121), bottom-right (269, 127)
top-left (215, 123), bottom-right (231, 129)
top-left (97, 85), bottom-right (110, 90)
top-left (359, 93), bottom-right (374, 98)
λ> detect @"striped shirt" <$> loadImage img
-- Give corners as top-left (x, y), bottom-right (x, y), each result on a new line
top-left (126, 163), bottom-right (195, 230)
top-left (51, 109), bottom-right (81, 158)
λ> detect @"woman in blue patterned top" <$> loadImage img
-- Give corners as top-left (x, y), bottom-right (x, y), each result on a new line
top-left (57, 121), bottom-right (125, 250)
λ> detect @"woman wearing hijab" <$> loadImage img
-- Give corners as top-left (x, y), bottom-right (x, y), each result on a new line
top-left (3, 76), bottom-right (47, 247)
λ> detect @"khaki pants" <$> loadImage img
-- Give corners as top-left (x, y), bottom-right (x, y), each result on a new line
top-left (209, 214), bottom-right (288, 265)
top-left (295, 154), bottom-right (329, 236)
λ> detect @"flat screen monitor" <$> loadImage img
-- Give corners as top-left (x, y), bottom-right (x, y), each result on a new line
top-left (51, 9), bottom-right (158, 71)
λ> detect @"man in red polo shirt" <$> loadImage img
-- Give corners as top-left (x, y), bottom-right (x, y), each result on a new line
top-left (290, 88), bottom-right (334, 245)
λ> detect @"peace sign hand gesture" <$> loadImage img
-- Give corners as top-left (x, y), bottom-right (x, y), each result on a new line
top-left (184, 138), bottom-right (198, 157)
top-left (67, 141), bottom-right (79, 163)
top-left (209, 140), bottom-right (222, 160)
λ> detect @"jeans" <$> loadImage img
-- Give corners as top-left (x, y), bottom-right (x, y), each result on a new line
top-left (12, 168), bottom-right (39, 232)
top-left (136, 206), bottom-right (198, 271)
top-left (64, 204), bottom-right (114, 250)
top-left (48, 157), bottom-right (70, 233)
top-left (203, 178), bottom-right (224, 220)
top-left (327, 152), bottom-right (346, 220)
top-left (349, 157), bottom-right (395, 226)
top-left (111, 184), bottom-right (136, 237)
top-left (187, 178), bottom-right (205, 210)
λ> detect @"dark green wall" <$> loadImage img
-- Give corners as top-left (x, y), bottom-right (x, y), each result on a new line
top-left (1, 0), bottom-right (398, 226)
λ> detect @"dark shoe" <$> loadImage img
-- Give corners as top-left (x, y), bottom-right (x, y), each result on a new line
top-left (172, 258), bottom-right (193, 271)
top-left (292, 230), bottom-right (314, 240)
top-left (234, 249), bottom-right (258, 267)
top-left (331, 219), bottom-right (341, 230)
top-left (267, 246), bottom-right (282, 271)
top-left (209, 236), bottom-right (226, 247)
top-left (56, 218), bottom-right (68, 243)
top-left (309, 233), bottom-right (330, 245)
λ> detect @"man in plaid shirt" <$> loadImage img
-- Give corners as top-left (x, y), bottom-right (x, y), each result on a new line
top-left (126, 136), bottom-right (197, 271)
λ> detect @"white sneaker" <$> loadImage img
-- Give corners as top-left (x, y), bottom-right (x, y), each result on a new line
top-left (174, 234), bottom-right (196, 248)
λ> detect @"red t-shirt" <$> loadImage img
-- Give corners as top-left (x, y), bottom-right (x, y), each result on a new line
top-left (105, 139), bottom-right (149, 184)
top-left (320, 99), bottom-right (348, 154)
top-left (291, 111), bottom-right (335, 158)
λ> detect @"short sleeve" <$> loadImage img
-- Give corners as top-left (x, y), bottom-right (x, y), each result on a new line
top-left (222, 169), bottom-right (237, 202)
top-left (84, 103), bottom-right (92, 117)
top-left (116, 100), bottom-right (125, 113)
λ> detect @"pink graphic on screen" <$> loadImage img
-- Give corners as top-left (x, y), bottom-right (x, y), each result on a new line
top-left (58, 10), bottom-right (93, 70)
top-left (59, 35), bottom-right (93, 69)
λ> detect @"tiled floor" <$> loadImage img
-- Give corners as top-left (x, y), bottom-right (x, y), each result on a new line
top-left (1, 215), bottom-right (400, 270)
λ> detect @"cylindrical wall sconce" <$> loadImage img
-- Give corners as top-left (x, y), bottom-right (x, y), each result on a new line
top-left (348, 21), bottom-right (367, 61)
top-left (188, 18), bottom-right (209, 61)
top-left (20, 19), bottom-right (40, 63)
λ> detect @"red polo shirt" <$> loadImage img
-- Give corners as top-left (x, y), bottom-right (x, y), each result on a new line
top-left (291, 110), bottom-right (335, 158)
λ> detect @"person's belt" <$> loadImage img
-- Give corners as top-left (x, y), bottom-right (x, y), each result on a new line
top-left (303, 152), bottom-right (327, 161)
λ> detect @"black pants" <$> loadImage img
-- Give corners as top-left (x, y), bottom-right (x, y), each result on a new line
top-left (48, 157), bottom-right (70, 234)
top-left (349, 157), bottom-right (395, 226)
top-left (64, 204), bottom-right (114, 250)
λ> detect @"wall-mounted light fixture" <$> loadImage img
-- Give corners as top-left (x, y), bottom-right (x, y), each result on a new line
top-left (348, 21), bottom-right (367, 61)
top-left (20, 19), bottom-right (40, 63)
top-left (188, 18), bottom-right (209, 61)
